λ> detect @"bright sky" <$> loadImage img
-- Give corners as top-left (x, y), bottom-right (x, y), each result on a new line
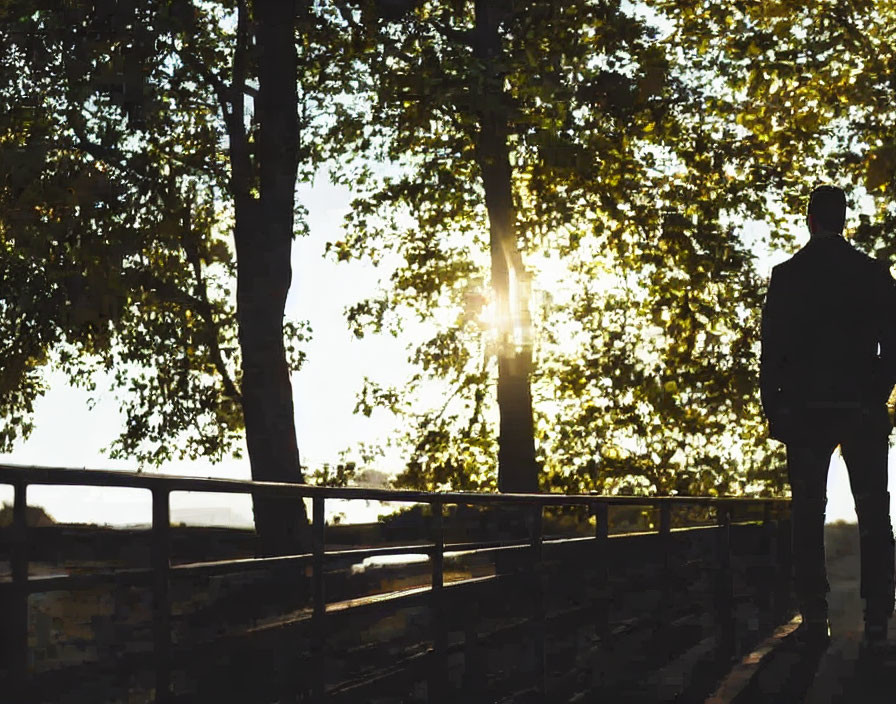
top-left (0, 172), bottom-right (884, 528)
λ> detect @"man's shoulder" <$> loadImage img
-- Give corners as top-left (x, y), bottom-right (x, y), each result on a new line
top-left (771, 240), bottom-right (822, 271)
top-left (778, 237), bottom-right (883, 273)
top-left (842, 239), bottom-right (882, 266)
top-left (769, 255), bottom-right (798, 279)
top-left (844, 242), bottom-right (891, 279)
top-left (770, 258), bottom-right (793, 274)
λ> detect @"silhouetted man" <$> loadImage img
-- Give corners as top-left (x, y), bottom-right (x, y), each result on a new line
top-left (761, 185), bottom-right (896, 649)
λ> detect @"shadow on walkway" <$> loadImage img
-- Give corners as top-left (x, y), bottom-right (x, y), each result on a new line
top-left (713, 523), bottom-right (896, 704)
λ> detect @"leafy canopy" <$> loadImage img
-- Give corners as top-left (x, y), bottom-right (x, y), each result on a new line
top-left (329, 0), bottom-right (785, 496)
top-left (0, 0), bottom-right (330, 464)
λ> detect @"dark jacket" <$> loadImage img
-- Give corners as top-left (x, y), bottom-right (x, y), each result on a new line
top-left (760, 235), bottom-right (896, 442)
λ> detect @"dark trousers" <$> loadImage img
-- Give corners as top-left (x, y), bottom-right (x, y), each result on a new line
top-left (786, 414), bottom-right (895, 622)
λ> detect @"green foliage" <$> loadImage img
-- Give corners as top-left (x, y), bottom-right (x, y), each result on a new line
top-left (329, 0), bottom-right (787, 496)
top-left (652, 0), bottom-right (896, 233)
top-left (4, 0), bottom-right (839, 497)
top-left (306, 461), bottom-right (359, 487)
top-left (651, 0), bottom-right (896, 474)
top-left (0, 0), bottom-right (339, 464)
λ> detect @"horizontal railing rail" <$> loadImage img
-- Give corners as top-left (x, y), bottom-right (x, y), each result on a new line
top-left (0, 464), bottom-right (790, 505)
top-left (0, 463), bottom-right (791, 703)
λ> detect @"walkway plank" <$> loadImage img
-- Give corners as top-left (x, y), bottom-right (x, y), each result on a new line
top-left (709, 524), bottom-right (896, 704)
top-left (705, 616), bottom-right (801, 704)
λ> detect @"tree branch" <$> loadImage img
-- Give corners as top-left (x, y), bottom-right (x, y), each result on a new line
top-left (466, 346), bottom-right (489, 435)
top-left (71, 122), bottom-right (151, 185)
top-left (179, 27), bottom-right (253, 197)
top-left (434, 15), bottom-right (475, 48)
top-left (834, 2), bottom-right (887, 56)
top-left (135, 270), bottom-right (205, 311)
top-left (134, 266), bottom-right (242, 403)
top-left (226, 0), bottom-right (253, 199)
top-left (180, 47), bottom-right (234, 127)
top-left (179, 208), bottom-right (243, 403)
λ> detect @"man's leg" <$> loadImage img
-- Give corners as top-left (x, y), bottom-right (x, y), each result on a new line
top-left (840, 429), bottom-right (895, 636)
top-left (786, 440), bottom-right (836, 625)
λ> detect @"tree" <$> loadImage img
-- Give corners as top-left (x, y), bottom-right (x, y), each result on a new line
top-left (0, 0), bottom-right (345, 552)
top-left (653, 0), bottom-right (896, 259)
top-left (330, 0), bottom-right (784, 497)
top-left (329, 0), bottom-right (540, 492)
top-left (650, 0), bottom-right (896, 481)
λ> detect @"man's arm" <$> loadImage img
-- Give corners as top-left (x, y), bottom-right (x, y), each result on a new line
top-left (760, 268), bottom-right (789, 437)
top-left (874, 261), bottom-right (896, 406)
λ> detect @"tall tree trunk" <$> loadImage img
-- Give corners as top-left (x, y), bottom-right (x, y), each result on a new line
top-left (473, 0), bottom-right (538, 494)
top-left (232, 0), bottom-right (309, 556)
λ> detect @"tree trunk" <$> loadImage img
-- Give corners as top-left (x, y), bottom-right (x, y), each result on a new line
top-left (473, 0), bottom-right (538, 494)
top-left (233, 0), bottom-right (309, 556)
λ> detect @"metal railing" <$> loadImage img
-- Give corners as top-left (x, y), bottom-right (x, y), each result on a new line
top-left (0, 463), bottom-right (791, 703)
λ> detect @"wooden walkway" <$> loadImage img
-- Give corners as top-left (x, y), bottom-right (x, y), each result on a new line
top-left (3, 464), bottom-right (796, 703)
top-left (709, 524), bottom-right (896, 704)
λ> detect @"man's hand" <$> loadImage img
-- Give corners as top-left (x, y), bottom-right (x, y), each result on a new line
top-left (768, 407), bottom-right (794, 443)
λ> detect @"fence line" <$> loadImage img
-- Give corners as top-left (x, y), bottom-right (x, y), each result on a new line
top-left (0, 463), bottom-right (791, 703)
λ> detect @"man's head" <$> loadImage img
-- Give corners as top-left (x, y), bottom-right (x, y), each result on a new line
top-left (807, 185), bottom-right (846, 237)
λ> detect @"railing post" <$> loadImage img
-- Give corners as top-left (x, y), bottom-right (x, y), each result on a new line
top-left (657, 501), bottom-right (673, 653)
top-left (428, 498), bottom-right (446, 704)
top-left (659, 501), bottom-right (672, 535)
top-left (595, 502), bottom-right (608, 541)
top-left (8, 480), bottom-right (29, 700)
top-left (530, 501), bottom-right (545, 698)
top-left (462, 585), bottom-right (484, 701)
top-left (312, 495), bottom-right (326, 703)
top-left (593, 501), bottom-right (609, 639)
top-left (151, 487), bottom-right (171, 703)
top-left (759, 501), bottom-right (776, 627)
top-left (775, 504), bottom-right (794, 623)
top-left (715, 503), bottom-right (735, 657)
top-left (582, 500), bottom-right (609, 696)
